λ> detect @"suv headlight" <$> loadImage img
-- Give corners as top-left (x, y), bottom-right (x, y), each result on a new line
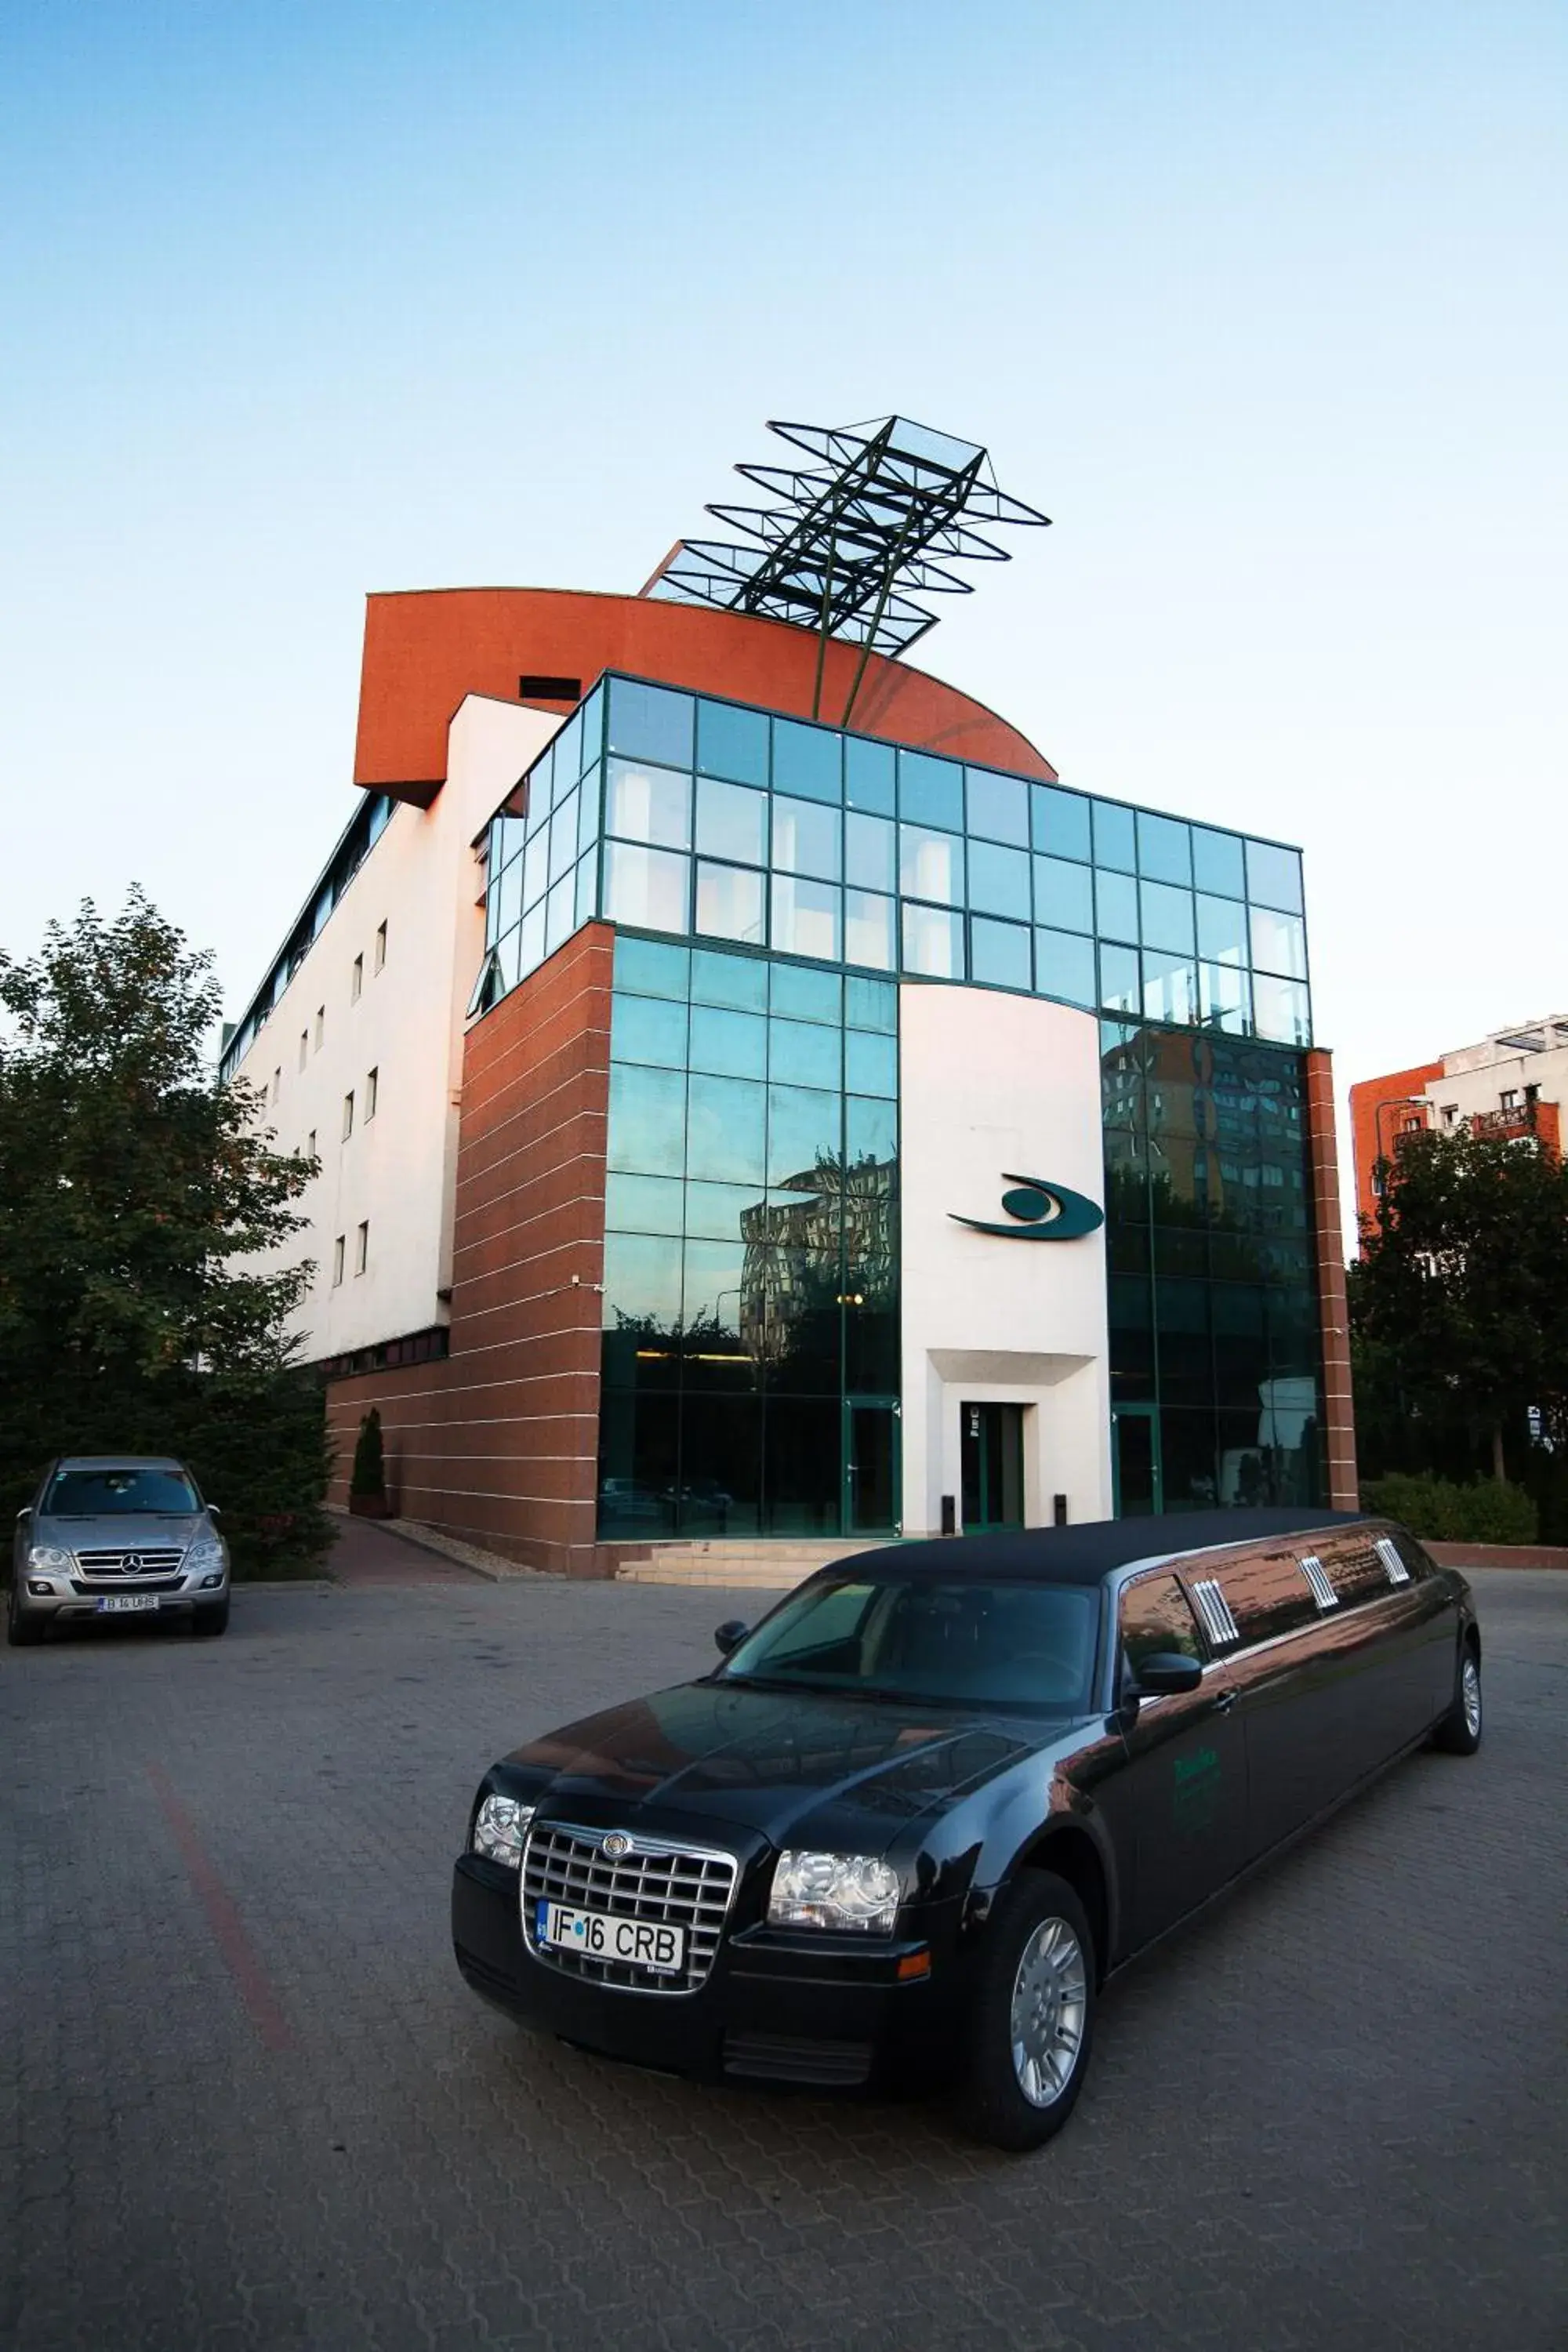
top-left (185, 1538), bottom-right (225, 1573)
top-left (471, 1795), bottom-right (533, 1868)
top-left (27, 1545), bottom-right (72, 1573)
top-left (768, 1850), bottom-right (901, 1934)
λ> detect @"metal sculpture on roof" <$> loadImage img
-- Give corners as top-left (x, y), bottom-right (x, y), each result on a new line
top-left (644, 415), bottom-right (1050, 723)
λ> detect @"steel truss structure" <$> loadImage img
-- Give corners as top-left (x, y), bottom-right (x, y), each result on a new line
top-left (645, 415), bottom-right (1050, 722)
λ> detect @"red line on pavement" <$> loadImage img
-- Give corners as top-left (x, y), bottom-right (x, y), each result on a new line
top-left (146, 1760), bottom-right (293, 2053)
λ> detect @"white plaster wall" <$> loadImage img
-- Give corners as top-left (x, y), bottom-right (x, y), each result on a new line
top-left (898, 984), bottom-right (1112, 1536)
top-left (1421, 1041), bottom-right (1568, 1127)
top-left (230, 695), bottom-right (558, 1359)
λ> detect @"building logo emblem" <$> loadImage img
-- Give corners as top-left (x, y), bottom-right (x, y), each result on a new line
top-left (949, 1173), bottom-right (1105, 1242)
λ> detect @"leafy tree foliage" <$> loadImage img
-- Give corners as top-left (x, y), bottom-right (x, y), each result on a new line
top-left (0, 890), bottom-right (332, 1571)
top-left (1349, 1123), bottom-right (1568, 1497)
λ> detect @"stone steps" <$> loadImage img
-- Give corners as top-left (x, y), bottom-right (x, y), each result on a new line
top-left (615, 1537), bottom-right (895, 1590)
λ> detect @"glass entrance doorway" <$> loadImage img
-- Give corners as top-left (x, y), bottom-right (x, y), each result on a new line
top-left (844, 1398), bottom-right (899, 1535)
top-left (1111, 1404), bottom-right (1162, 1517)
top-left (961, 1402), bottom-right (1025, 1530)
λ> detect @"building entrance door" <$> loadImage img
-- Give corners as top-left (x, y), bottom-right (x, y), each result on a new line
top-left (961, 1403), bottom-right (1025, 1530)
top-left (1111, 1404), bottom-right (1162, 1517)
top-left (844, 1398), bottom-right (899, 1535)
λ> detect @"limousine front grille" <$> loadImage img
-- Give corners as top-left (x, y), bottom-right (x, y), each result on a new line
top-left (521, 1822), bottom-right (739, 1996)
top-left (72, 1548), bottom-right (186, 1577)
top-left (1189, 1578), bottom-right (1240, 1647)
top-left (1298, 1554), bottom-right (1339, 1612)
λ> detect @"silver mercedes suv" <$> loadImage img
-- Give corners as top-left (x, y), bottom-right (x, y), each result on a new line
top-left (9, 1456), bottom-right (230, 1645)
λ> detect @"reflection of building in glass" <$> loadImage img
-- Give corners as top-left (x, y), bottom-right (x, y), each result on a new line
top-left (739, 1155), bottom-right (897, 1363)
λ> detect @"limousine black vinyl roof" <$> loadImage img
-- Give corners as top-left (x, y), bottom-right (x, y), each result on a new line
top-left (833, 1508), bottom-right (1369, 1586)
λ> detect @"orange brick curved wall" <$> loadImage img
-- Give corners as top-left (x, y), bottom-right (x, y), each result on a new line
top-left (354, 586), bottom-right (1058, 804)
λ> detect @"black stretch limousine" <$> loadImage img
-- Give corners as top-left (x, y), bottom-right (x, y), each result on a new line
top-left (452, 1508), bottom-right (1480, 2149)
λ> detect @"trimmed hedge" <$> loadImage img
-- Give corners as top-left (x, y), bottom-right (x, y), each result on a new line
top-left (1363, 1471), bottom-right (1539, 1547)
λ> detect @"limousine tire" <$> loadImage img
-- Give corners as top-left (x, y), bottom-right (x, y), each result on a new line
top-left (1432, 1643), bottom-right (1482, 1755)
top-left (953, 1871), bottom-right (1096, 2152)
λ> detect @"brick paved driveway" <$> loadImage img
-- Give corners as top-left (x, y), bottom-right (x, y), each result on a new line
top-left (2, 1556), bottom-right (1564, 2352)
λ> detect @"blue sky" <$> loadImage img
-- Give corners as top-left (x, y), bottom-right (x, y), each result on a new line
top-left (2, 0), bottom-right (1563, 1185)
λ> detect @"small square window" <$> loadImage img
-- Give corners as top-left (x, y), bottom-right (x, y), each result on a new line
top-left (298, 1031), bottom-right (308, 1070)
top-left (307, 1130), bottom-right (317, 1160)
top-left (772, 796), bottom-right (840, 882)
top-left (332, 1235), bottom-right (345, 1287)
top-left (351, 953), bottom-right (364, 1003)
top-left (272, 1068), bottom-right (281, 1102)
top-left (770, 875), bottom-right (840, 960)
top-left (695, 861), bottom-right (765, 946)
top-left (970, 916), bottom-right (1032, 990)
top-left (898, 750), bottom-right (963, 833)
top-left (342, 1091), bottom-right (354, 1139)
top-left (354, 1221), bottom-right (368, 1275)
top-left (695, 775), bottom-right (767, 866)
top-left (606, 757), bottom-right (691, 851)
top-left (314, 1007), bottom-right (325, 1050)
top-left (374, 922), bottom-right (387, 972)
top-left (902, 902), bottom-right (964, 980)
top-left (900, 824), bottom-right (963, 906)
top-left (365, 1068), bottom-right (378, 1120)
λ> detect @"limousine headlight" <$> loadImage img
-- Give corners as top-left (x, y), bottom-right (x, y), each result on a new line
top-left (768, 1849), bottom-right (901, 1934)
top-left (471, 1795), bottom-right (533, 1867)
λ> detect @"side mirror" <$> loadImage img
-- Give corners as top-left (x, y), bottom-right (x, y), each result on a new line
top-left (1134, 1652), bottom-right (1203, 1697)
top-left (16, 1507), bottom-right (31, 1520)
top-left (206, 1504), bottom-right (222, 1516)
top-left (713, 1619), bottom-right (749, 1657)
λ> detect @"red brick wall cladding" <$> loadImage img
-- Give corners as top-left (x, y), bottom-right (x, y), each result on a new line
top-left (1347, 1060), bottom-right (1443, 1239)
top-left (325, 924), bottom-right (614, 1575)
top-left (1305, 1049), bottom-right (1359, 1511)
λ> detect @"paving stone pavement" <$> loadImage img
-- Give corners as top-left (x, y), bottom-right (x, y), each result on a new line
top-left (2, 1567), bottom-right (1564, 2352)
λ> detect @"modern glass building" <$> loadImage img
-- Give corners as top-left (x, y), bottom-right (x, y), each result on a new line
top-left (221, 416), bottom-right (1352, 1574)
top-left (465, 675), bottom-right (1325, 1546)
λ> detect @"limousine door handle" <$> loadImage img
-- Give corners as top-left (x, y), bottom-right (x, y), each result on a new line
top-left (1213, 1690), bottom-right (1239, 1715)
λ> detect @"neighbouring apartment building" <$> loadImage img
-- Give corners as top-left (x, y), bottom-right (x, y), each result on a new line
top-left (221, 418), bottom-right (1355, 1572)
top-left (1349, 1018), bottom-right (1567, 1240)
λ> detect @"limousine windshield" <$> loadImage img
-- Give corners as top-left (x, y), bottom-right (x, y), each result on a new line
top-left (716, 1575), bottom-right (1100, 1711)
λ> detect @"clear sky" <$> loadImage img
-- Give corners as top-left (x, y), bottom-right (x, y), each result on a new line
top-left (2, 0), bottom-right (1563, 1244)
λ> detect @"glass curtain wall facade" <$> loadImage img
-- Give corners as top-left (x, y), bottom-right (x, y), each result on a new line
top-left (1103, 1025), bottom-right (1321, 1512)
top-left (481, 675), bottom-right (1313, 1048)
top-left (475, 672), bottom-right (1328, 1531)
top-left (598, 935), bottom-right (899, 1541)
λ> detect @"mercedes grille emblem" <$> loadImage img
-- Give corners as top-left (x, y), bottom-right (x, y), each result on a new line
top-left (601, 1831), bottom-right (632, 1860)
top-left (125, 1555), bottom-right (143, 1572)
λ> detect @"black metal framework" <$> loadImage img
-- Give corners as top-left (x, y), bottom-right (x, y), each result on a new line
top-left (647, 416), bottom-right (1049, 723)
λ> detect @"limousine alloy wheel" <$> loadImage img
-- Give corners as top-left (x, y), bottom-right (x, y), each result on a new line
top-left (954, 1871), bottom-right (1098, 2151)
top-left (1434, 1645), bottom-right (1483, 1755)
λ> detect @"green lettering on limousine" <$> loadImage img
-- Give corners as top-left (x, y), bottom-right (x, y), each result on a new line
top-left (1172, 1744), bottom-right (1221, 1834)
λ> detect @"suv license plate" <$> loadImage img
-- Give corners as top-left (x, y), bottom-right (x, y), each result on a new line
top-left (535, 1900), bottom-right (684, 1973)
top-left (97, 1595), bottom-right (160, 1613)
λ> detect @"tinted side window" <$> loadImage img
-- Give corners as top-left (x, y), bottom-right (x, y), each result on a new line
top-left (1211, 1548), bottom-right (1319, 1646)
top-left (1119, 1573), bottom-right (1203, 1673)
top-left (1326, 1535), bottom-right (1392, 1607)
top-left (1387, 1528), bottom-right (1432, 1581)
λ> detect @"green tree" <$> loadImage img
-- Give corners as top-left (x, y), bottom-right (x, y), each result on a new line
top-left (1349, 1123), bottom-right (1568, 1485)
top-left (0, 889), bottom-right (332, 1571)
top-left (350, 1406), bottom-right (386, 1499)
